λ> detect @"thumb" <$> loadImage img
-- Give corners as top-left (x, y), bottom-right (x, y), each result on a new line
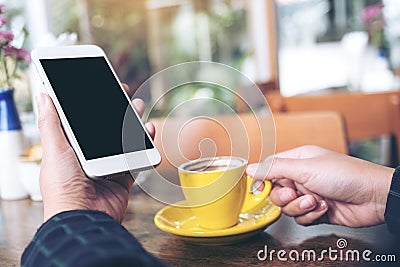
top-left (246, 156), bottom-right (273, 180)
top-left (247, 157), bottom-right (308, 184)
top-left (36, 94), bottom-right (71, 158)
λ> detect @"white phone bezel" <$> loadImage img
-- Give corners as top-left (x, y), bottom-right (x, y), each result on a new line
top-left (31, 45), bottom-right (161, 178)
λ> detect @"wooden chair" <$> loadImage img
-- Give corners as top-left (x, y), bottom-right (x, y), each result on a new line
top-left (150, 111), bottom-right (348, 169)
top-left (274, 111), bottom-right (348, 154)
top-left (272, 91), bottom-right (400, 165)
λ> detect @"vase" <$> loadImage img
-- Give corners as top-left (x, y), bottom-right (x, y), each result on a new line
top-left (0, 88), bottom-right (28, 200)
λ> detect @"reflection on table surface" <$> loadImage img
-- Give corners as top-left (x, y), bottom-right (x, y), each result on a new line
top-left (1, 170), bottom-right (399, 266)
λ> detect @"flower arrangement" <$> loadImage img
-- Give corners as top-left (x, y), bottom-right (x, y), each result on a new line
top-left (0, 4), bottom-right (30, 89)
top-left (361, 3), bottom-right (387, 54)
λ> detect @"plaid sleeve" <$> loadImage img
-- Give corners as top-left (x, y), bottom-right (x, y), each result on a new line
top-left (21, 210), bottom-right (167, 267)
top-left (385, 166), bottom-right (400, 235)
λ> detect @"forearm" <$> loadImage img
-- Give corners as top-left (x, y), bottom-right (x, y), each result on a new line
top-left (22, 210), bottom-right (167, 267)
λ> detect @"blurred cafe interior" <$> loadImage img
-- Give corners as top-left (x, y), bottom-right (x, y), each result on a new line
top-left (8, 0), bottom-right (399, 167)
top-left (1, 0), bottom-right (400, 266)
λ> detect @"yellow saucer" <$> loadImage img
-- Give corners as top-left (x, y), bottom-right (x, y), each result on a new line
top-left (154, 198), bottom-right (281, 245)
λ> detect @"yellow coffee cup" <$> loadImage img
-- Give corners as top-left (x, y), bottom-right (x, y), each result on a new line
top-left (178, 156), bottom-right (271, 230)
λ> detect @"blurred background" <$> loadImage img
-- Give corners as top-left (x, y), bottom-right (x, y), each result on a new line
top-left (4, 0), bottom-right (400, 164)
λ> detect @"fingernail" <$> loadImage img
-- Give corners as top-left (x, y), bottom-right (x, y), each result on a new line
top-left (250, 180), bottom-right (264, 194)
top-left (300, 197), bottom-right (315, 210)
top-left (317, 200), bottom-right (328, 210)
top-left (279, 189), bottom-right (294, 203)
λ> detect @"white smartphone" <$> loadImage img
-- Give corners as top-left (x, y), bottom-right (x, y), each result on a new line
top-left (31, 45), bottom-right (161, 179)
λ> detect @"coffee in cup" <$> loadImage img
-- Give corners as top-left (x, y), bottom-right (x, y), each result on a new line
top-left (178, 156), bottom-right (271, 230)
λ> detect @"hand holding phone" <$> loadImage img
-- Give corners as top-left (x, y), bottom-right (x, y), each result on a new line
top-left (36, 91), bottom-right (154, 221)
top-left (32, 45), bottom-right (161, 179)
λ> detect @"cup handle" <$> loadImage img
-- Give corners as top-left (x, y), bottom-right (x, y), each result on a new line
top-left (240, 176), bottom-right (272, 213)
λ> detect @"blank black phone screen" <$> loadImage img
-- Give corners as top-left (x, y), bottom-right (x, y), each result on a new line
top-left (40, 57), bottom-right (153, 160)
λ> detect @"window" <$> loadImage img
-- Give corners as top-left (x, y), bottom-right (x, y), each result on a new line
top-left (276, 0), bottom-right (399, 96)
top-left (29, 0), bottom-right (274, 114)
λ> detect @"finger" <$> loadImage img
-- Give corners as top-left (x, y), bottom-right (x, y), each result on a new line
top-left (36, 94), bottom-right (71, 158)
top-left (268, 157), bottom-right (310, 183)
top-left (247, 146), bottom-right (331, 182)
top-left (145, 122), bottom-right (155, 140)
top-left (250, 180), bottom-right (265, 193)
top-left (131, 98), bottom-right (145, 118)
top-left (281, 194), bottom-right (318, 217)
top-left (294, 200), bottom-right (329, 226)
top-left (269, 185), bottom-right (298, 207)
top-left (246, 156), bottom-right (273, 180)
top-left (274, 145), bottom-right (330, 159)
top-left (264, 157), bottom-right (310, 184)
top-left (248, 157), bottom-right (275, 193)
top-left (122, 83), bottom-right (133, 98)
top-left (274, 178), bottom-right (296, 189)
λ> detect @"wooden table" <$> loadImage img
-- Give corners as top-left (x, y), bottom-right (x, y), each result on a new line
top-left (1, 170), bottom-right (399, 267)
